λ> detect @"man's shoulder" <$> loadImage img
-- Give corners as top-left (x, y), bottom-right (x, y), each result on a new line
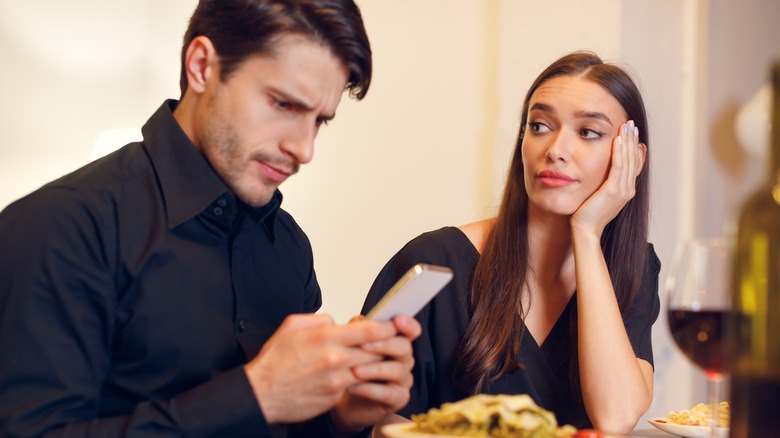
top-left (1, 143), bottom-right (154, 227)
top-left (45, 143), bottom-right (151, 194)
top-left (273, 208), bottom-right (311, 244)
top-left (270, 206), bottom-right (296, 228)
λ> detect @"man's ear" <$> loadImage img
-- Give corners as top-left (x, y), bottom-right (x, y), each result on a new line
top-left (183, 35), bottom-right (219, 94)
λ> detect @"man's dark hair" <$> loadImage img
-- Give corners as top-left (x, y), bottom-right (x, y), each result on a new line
top-left (180, 0), bottom-right (372, 100)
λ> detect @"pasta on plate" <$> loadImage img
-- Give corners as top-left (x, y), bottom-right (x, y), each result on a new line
top-left (409, 394), bottom-right (577, 437)
top-left (663, 401), bottom-right (730, 428)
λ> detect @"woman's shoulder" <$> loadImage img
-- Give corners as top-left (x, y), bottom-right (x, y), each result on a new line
top-left (386, 221), bottom-right (485, 269)
top-left (401, 219), bottom-right (494, 256)
top-left (456, 218), bottom-right (494, 255)
top-left (400, 226), bottom-right (472, 257)
top-left (363, 225), bottom-right (481, 309)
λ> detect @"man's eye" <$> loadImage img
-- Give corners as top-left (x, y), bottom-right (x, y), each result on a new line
top-left (274, 99), bottom-right (291, 110)
top-left (529, 122), bottom-right (550, 134)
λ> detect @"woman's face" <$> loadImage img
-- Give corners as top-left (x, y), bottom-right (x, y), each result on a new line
top-left (521, 75), bottom-right (628, 217)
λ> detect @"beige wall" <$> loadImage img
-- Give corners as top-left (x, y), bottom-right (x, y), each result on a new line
top-left (1, 0), bottom-right (779, 428)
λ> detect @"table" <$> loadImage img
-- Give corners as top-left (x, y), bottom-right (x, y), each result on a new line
top-left (629, 429), bottom-right (678, 437)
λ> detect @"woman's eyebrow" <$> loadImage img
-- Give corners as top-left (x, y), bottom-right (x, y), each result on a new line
top-left (529, 102), bottom-right (554, 114)
top-left (575, 109), bottom-right (613, 127)
top-left (530, 102), bottom-right (614, 128)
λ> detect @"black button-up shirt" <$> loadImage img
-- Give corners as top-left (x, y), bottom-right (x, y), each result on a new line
top-left (0, 101), bottom-right (327, 437)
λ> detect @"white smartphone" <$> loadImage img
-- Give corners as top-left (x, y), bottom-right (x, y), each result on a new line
top-left (366, 263), bottom-right (453, 321)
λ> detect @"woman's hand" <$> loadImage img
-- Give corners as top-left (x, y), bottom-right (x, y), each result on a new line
top-left (570, 120), bottom-right (646, 238)
top-left (569, 120), bottom-right (653, 434)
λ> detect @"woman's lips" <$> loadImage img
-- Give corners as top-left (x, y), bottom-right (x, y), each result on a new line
top-left (537, 170), bottom-right (576, 187)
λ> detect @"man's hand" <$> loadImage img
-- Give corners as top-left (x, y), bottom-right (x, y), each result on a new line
top-left (244, 313), bottom-right (401, 424)
top-left (330, 315), bottom-right (422, 435)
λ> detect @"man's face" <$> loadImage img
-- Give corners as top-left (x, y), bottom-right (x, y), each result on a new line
top-left (194, 34), bottom-right (349, 207)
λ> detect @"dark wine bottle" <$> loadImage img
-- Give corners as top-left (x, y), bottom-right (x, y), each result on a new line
top-left (729, 62), bottom-right (780, 437)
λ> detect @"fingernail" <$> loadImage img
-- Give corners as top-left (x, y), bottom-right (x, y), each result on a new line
top-left (618, 136), bottom-right (623, 145)
top-left (623, 124), bottom-right (628, 134)
top-left (634, 127), bottom-right (639, 137)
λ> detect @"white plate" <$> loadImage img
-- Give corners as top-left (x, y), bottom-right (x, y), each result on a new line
top-left (380, 423), bottom-right (490, 438)
top-left (647, 419), bottom-right (728, 438)
top-left (380, 423), bottom-right (600, 437)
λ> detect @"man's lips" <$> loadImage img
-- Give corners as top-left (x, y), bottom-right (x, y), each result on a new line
top-left (537, 170), bottom-right (577, 187)
top-left (257, 160), bottom-right (293, 183)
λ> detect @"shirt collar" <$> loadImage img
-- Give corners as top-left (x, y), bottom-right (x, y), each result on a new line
top-left (141, 100), bottom-right (281, 239)
top-left (242, 190), bottom-right (282, 240)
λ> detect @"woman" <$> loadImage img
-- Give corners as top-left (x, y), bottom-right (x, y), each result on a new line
top-left (362, 51), bottom-right (660, 435)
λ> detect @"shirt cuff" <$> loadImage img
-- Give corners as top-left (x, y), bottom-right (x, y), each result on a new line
top-left (287, 411), bottom-right (371, 438)
top-left (173, 366), bottom-right (271, 437)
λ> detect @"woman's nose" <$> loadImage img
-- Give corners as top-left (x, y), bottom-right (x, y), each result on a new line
top-left (545, 131), bottom-right (571, 163)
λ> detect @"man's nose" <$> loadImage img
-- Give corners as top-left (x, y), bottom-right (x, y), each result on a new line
top-left (281, 124), bottom-right (316, 165)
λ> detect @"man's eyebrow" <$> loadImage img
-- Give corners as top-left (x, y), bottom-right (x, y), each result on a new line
top-left (270, 87), bottom-right (311, 110)
top-left (270, 87), bottom-right (336, 121)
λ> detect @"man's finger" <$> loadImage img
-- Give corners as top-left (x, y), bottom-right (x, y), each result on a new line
top-left (279, 313), bottom-right (336, 331)
top-left (324, 319), bottom-right (397, 347)
top-left (392, 315), bottom-right (422, 340)
top-left (347, 382), bottom-right (411, 408)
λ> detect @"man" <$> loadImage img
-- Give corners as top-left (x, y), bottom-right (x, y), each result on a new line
top-left (0, 1), bottom-right (420, 436)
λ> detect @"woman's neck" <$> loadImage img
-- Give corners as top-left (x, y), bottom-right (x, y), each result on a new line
top-left (526, 206), bottom-right (575, 288)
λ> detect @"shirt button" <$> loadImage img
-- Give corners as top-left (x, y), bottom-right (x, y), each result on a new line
top-left (217, 198), bottom-right (227, 207)
top-left (238, 319), bottom-right (246, 331)
top-left (213, 207), bottom-right (223, 216)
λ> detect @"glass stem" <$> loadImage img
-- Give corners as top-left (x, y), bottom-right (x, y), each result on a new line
top-left (707, 374), bottom-right (721, 438)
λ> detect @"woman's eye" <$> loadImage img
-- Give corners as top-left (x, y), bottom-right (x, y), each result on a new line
top-left (529, 122), bottom-right (551, 134)
top-left (580, 128), bottom-right (604, 140)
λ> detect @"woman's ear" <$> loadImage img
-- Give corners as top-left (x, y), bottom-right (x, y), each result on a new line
top-left (638, 143), bottom-right (648, 174)
top-left (183, 35), bottom-right (219, 95)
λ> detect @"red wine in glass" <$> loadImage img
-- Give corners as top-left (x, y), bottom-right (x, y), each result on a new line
top-left (666, 238), bottom-right (733, 438)
top-left (668, 309), bottom-right (734, 378)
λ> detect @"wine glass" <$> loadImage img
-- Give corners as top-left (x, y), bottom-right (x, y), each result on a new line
top-left (666, 238), bottom-right (733, 438)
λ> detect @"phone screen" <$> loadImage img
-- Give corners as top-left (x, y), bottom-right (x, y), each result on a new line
top-left (366, 263), bottom-right (453, 321)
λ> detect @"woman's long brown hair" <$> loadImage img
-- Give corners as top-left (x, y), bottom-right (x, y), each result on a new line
top-left (454, 51), bottom-right (651, 396)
